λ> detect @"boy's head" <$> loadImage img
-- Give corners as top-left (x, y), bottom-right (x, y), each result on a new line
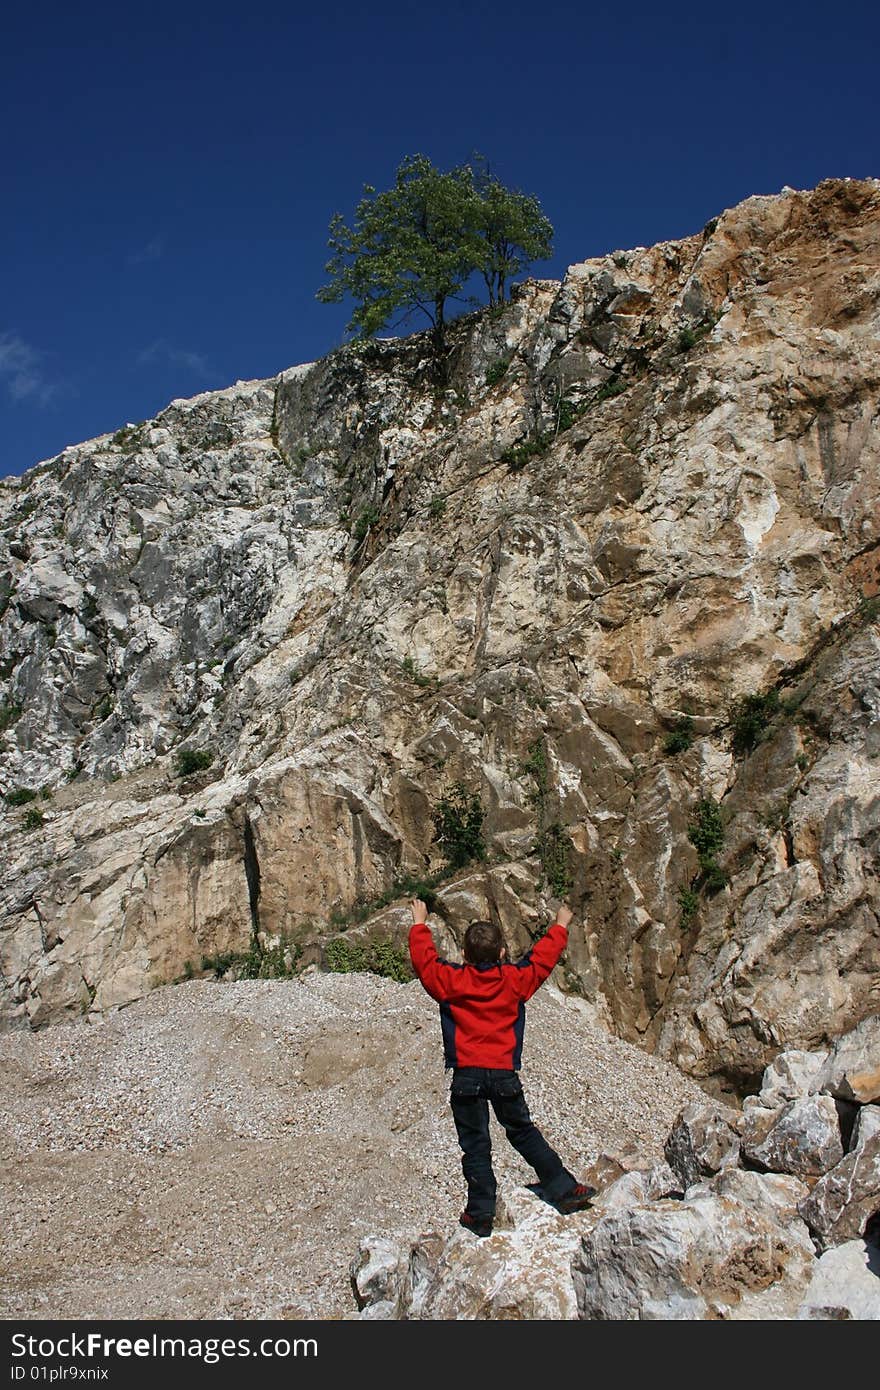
top-left (464, 919), bottom-right (507, 966)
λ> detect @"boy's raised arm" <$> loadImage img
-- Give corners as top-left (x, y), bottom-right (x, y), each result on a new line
top-left (510, 903), bottom-right (574, 1000)
top-left (408, 898), bottom-right (461, 1002)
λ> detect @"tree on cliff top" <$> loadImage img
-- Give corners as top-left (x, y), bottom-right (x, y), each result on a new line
top-left (316, 153), bottom-right (553, 359)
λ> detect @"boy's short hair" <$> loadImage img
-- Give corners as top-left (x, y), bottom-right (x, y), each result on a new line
top-left (464, 919), bottom-right (505, 965)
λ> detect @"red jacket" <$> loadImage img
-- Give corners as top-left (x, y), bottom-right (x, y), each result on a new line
top-left (408, 921), bottom-right (568, 1070)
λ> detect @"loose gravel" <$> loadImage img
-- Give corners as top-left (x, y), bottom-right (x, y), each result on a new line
top-left (0, 970), bottom-right (708, 1318)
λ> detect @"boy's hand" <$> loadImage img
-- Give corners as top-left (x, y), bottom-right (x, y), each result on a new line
top-left (555, 904), bottom-right (574, 929)
top-left (410, 898), bottom-right (428, 924)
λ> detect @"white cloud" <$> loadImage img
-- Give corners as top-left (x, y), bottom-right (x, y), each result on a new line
top-left (138, 339), bottom-right (214, 379)
top-left (0, 332), bottom-right (62, 407)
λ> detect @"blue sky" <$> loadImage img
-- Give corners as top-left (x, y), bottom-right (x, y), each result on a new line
top-left (2, 0), bottom-right (877, 478)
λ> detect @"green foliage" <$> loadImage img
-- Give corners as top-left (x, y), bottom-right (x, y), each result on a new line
top-left (522, 739), bottom-right (573, 895)
top-left (500, 434), bottom-right (550, 471)
top-left (22, 807), bottom-right (44, 830)
top-left (433, 781), bottom-right (487, 869)
top-left (485, 356), bottom-right (512, 388)
top-left (402, 655), bottom-right (437, 688)
top-left (595, 375), bottom-right (626, 403)
top-left (555, 397), bottom-right (581, 432)
top-left (663, 716), bottom-right (695, 756)
top-left (677, 313), bottom-right (720, 354)
top-left (687, 797), bottom-right (724, 861)
top-left (535, 821), bottom-right (573, 897)
top-left (428, 496), bottom-right (447, 520)
top-left (678, 887), bottom-right (699, 928)
top-left (5, 786), bottom-right (37, 806)
top-left (40, 786), bottom-right (53, 800)
top-left (112, 422), bottom-right (146, 450)
top-left (687, 797), bottom-right (727, 894)
top-left (353, 504), bottom-right (380, 545)
top-left (325, 937), bottom-right (412, 982)
top-left (469, 155), bottom-right (554, 307)
top-left (203, 940), bottom-right (302, 980)
top-left (330, 869), bottom-right (450, 930)
top-left (175, 748), bottom-right (213, 777)
top-left (65, 762), bottom-right (83, 783)
top-left (316, 152), bottom-right (553, 351)
top-left (731, 689), bottom-right (781, 755)
top-left (0, 701), bottom-right (23, 732)
top-left (94, 694), bottom-right (113, 722)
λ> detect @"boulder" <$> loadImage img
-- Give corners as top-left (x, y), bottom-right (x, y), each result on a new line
top-left (742, 1095), bottom-right (844, 1178)
top-left (573, 1169), bottom-right (815, 1320)
top-left (664, 1101), bottom-right (741, 1188)
top-left (812, 1016), bottom-right (880, 1105)
top-left (798, 1132), bottom-right (880, 1251)
top-left (797, 1239), bottom-right (880, 1320)
top-left (354, 1189), bottom-right (590, 1320)
top-left (759, 1048), bottom-right (829, 1107)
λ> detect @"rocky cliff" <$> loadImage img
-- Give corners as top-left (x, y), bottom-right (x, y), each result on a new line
top-left (2, 176), bottom-right (879, 1090)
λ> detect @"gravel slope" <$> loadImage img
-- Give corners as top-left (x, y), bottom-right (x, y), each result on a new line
top-left (0, 971), bottom-right (708, 1318)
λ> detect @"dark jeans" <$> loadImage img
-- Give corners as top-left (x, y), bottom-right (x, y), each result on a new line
top-left (449, 1066), bottom-right (577, 1219)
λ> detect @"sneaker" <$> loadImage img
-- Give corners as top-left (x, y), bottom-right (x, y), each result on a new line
top-left (555, 1183), bottom-right (597, 1215)
top-left (458, 1210), bottom-right (493, 1238)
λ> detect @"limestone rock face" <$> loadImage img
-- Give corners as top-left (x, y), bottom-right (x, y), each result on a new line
top-left (3, 178), bottom-right (880, 1090)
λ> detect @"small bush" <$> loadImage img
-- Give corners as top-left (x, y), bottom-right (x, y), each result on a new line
top-left (175, 748), bottom-right (213, 777)
top-left (402, 655), bottom-right (436, 688)
top-left (353, 504), bottom-right (380, 545)
top-left (535, 821), bottom-right (573, 897)
top-left (687, 796), bottom-right (727, 893)
top-left (433, 782), bottom-right (487, 869)
top-left (678, 887), bottom-right (699, 928)
top-left (500, 435), bottom-right (549, 472)
top-left (555, 398), bottom-right (581, 432)
top-left (112, 422), bottom-right (146, 450)
top-left (687, 797), bottom-right (724, 862)
top-left (5, 787), bottom-right (37, 806)
top-left (325, 938), bottom-right (412, 982)
top-left (731, 689), bottom-right (781, 755)
top-left (485, 357), bottom-right (512, 388)
top-left (663, 716), bottom-right (695, 756)
top-left (23, 807), bottom-right (44, 830)
top-left (677, 313), bottom-right (720, 354)
top-left (203, 940), bottom-right (301, 980)
top-left (595, 375), bottom-right (625, 404)
top-left (94, 694), bottom-right (113, 722)
top-left (428, 496), bottom-right (447, 519)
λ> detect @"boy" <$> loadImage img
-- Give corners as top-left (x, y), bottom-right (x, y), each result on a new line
top-left (408, 898), bottom-right (595, 1237)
